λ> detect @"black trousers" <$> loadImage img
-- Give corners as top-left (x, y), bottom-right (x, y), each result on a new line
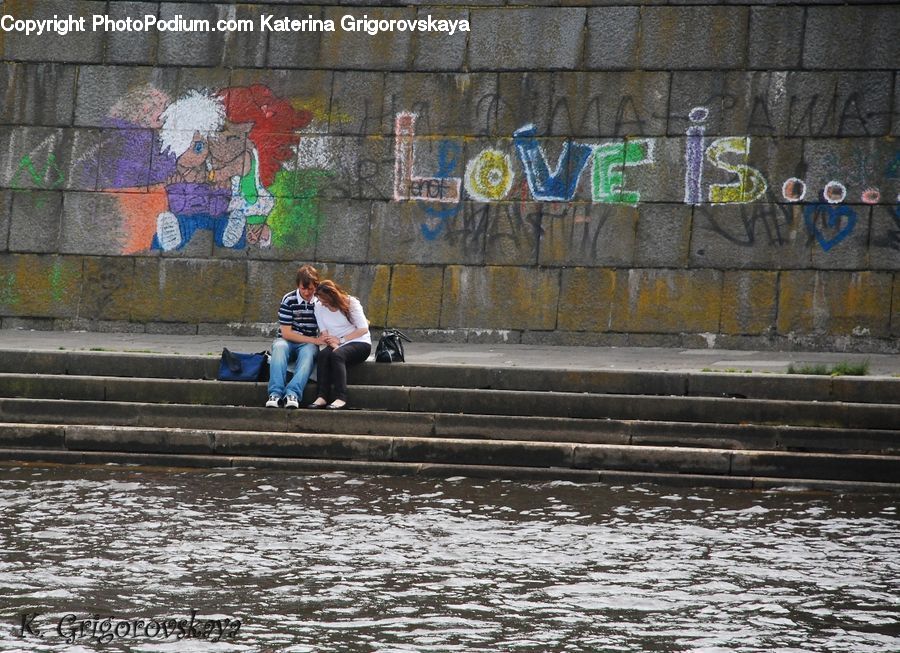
top-left (316, 342), bottom-right (371, 402)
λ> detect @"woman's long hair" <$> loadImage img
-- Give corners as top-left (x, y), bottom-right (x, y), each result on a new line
top-left (314, 280), bottom-right (352, 322)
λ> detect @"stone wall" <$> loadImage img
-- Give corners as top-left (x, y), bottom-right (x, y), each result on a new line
top-left (0, 1), bottom-right (897, 352)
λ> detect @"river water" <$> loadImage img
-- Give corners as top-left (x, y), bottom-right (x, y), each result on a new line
top-left (0, 463), bottom-right (896, 652)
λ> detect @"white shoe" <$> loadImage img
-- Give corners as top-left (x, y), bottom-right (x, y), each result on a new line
top-left (156, 211), bottom-right (182, 251)
top-left (284, 395), bottom-right (300, 409)
top-left (221, 212), bottom-right (246, 248)
top-left (265, 394), bottom-right (281, 408)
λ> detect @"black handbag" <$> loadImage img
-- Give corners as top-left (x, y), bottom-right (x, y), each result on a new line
top-left (217, 348), bottom-right (270, 381)
top-left (375, 329), bottom-right (411, 363)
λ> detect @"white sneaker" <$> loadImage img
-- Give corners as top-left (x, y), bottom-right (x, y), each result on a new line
top-left (284, 395), bottom-right (300, 409)
top-left (156, 211), bottom-right (183, 251)
top-left (265, 394), bottom-right (281, 408)
top-left (221, 211), bottom-right (246, 248)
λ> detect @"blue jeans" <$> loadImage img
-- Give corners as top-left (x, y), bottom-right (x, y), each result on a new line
top-left (267, 339), bottom-right (317, 399)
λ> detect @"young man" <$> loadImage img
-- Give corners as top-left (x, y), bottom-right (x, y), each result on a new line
top-left (266, 264), bottom-right (325, 408)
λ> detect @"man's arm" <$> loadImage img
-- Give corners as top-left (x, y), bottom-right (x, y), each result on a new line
top-left (280, 324), bottom-right (323, 345)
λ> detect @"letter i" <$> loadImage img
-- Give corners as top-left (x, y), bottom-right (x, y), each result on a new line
top-left (684, 107), bottom-right (708, 205)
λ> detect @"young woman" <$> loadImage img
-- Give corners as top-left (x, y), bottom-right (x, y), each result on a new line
top-left (309, 280), bottom-right (371, 409)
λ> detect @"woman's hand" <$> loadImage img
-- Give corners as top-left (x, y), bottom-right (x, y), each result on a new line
top-left (323, 334), bottom-right (340, 348)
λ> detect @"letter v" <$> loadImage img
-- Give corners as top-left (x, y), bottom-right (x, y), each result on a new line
top-left (513, 124), bottom-right (593, 201)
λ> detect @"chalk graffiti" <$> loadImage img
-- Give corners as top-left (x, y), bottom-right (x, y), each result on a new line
top-left (394, 112), bottom-right (461, 204)
top-left (684, 107), bottom-right (708, 206)
top-left (92, 83), bottom-right (329, 253)
top-left (465, 149), bottom-right (514, 202)
top-left (591, 139), bottom-right (653, 206)
top-left (512, 124), bottom-right (593, 202)
top-left (706, 137), bottom-right (767, 204)
top-left (804, 203), bottom-right (857, 252)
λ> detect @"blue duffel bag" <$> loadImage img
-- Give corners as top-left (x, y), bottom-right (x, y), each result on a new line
top-left (217, 347), bottom-right (269, 382)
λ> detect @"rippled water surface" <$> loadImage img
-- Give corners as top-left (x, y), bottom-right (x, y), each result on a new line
top-left (0, 463), bottom-right (897, 652)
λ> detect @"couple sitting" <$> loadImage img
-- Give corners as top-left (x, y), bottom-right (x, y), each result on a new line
top-left (266, 264), bottom-right (371, 410)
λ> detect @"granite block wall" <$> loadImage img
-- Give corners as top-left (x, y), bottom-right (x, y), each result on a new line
top-left (0, 1), bottom-right (897, 351)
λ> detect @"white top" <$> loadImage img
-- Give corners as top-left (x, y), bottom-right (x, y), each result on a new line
top-left (314, 296), bottom-right (371, 347)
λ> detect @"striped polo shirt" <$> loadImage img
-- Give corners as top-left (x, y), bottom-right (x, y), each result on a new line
top-left (277, 289), bottom-right (318, 337)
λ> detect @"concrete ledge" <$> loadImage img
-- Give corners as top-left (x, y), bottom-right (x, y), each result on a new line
top-left (434, 413), bottom-right (631, 445)
top-left (687, 373), bottom-right (833, 402)
top-left (629, 421), bottom-right (779, 450)
top-left (574, 444), bottom-right (733, 475)
top-left (0, 423), bottom-right (66, 448)
top-left (65, 425), bottom-right (215, 455)
top-left (392, 437), bottom-right (575, 468)
top-left (215, 431), bottom-right (393, 461)
top-left (777, 426), bottom-right (900, 454)
top-left (731, 451), bottom-right (900, 483)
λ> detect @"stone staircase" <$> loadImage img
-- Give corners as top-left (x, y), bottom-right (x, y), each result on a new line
top-left (0, 349), bottom-right (898, 492)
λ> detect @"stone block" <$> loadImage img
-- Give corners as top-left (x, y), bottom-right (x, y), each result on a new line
top-left (469, 8), bottom-right (586, 71)
top-left (221, 4), bottom-right (269, 68)
top-left (634, 204), bottom-right (692, 268)
top-left (440, 266), bottom-right (559, 330)
top-left (158, 3), bottom-right (227, 66)
top-left (893, 276), bottom-right (900, 338)
top-left (620, 136), bottom-right (685, 204)
top-left (556, 267), bottom-right (615, 332)
top-left (310, 136), bottom-right (386, 201)
top-left (383, 73), bottom-right (496, 136)
top-left (0, 127), bottom-right (99, 192)
top-left (60, 191), bottom-right (141, 256)
top-left (74, 67), bottom-right (179, 128)
top-left (330, 72), bottom-right (387, 136)
top-left (0, 191), bottom-right (10, 250)
top-left (314, 200), bottom-right (372, 262)
top-left (78, 257), bottom-right (134, 320)
top-left (131, 259), bottom-right (247, 324)
top-left (804, 6), bottom-right (900, 70)
top-left (573, 444), bottom-right (732, 475)
top-left (105, 2), bottom-right (158, 64)
top-left (318, 7), bottom-right (415, 70)
top-left (0, 63), bottom-right (76, 126)
top-left (546, 72), bottom-right (669, 138)
top-left (387, 264), bottom-right (444, 329)
top-left (410, 7), bottom-right (469, 72)
top-left (0, 1), bottom-right (105, 63)
top-left (870, 205), bottom-right (900, 270)
top-left (484, 202), bottom-right (541, 266)
top-left (748, 6), bottom-right (804, 69)
top-left (777, 271), bottom-right (893, 338)
top-left (266, 5), bottom-right (326, 69)
top-left (392, 437), bottom-right (573, 469)
top-left (742, 137), bottom-right (805, 200)
top-left (586, 7), bottom-right (639, 71)
top-left (639, 6), bottom-right (747, 70)
top-left (690, 204), bottom-right (811, 270)
top-left (0, 254), bottom-right (82, 318)
top-left (540, 203), bottom-right (637, 268)
top-left (720, 271), bottom-right (777, 336)
top-left (368, 201), bottom-right (483, 266)
top-left (610, 269), bottom-right (723, 334)
top-left (494, 73), bottom-right (556, 140)
top-left (895, 73), bottom-right (900, 137)
top-left (8, 191), bottom-right (63, 253)
top-left (315, 263), bottom-right (391, 328)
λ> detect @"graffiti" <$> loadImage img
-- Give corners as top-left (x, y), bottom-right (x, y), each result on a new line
top-left (10, 153), bottom-right (65, 209)
top-left (465, 149), bottom-right (514, 202)
top-left (804, 203), bottom-right (858, 252)
top-left (823, 181), bottom-right (847, 205)
top-left (418, 139), bottom-right (465, 241)
top-left (684, 107), bottom-right (708, 205)
top-left (393, 112), bottom-right (461, 204)
top-left (782, 177), bottom-right (807, 203)
top-left (512, 124), bottom-right (593, 202)
top-left (91, 83), bottom-right (330, 253)
top-left (591, 140), bottom-right (653, 206)
top-left (706, 137), bottom-right (767, 204)
top-left (696, 202), bottom-right (795, 249)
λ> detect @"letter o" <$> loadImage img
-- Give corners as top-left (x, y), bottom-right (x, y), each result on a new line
top-left (465, 149), bottom-right (513, 201)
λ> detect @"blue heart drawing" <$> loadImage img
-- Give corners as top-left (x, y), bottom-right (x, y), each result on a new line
top-left (803, 203), bottom-right (857, 252)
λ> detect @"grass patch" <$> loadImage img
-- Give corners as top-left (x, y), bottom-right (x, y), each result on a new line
top-left (787, 360), bottom-right (870, 376)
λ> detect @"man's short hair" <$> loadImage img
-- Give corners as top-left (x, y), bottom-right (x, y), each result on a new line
top-left (296, 264), bottom-right (320, 289)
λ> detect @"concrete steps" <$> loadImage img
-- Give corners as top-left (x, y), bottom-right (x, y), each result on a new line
top-left (0, 349), bottom-right (898, 491)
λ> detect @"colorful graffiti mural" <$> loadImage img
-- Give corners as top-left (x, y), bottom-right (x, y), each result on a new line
top-left (93, 84), bottom-right (331, 254)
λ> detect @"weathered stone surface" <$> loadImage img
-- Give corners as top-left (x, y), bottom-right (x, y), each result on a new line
top-left (777, 271), bottom-right (893, 338)
top-left (315, 200), bottom-right (372, 262)
top-left (0, 0), bottom-right (105, 63)
top-left (610, 269), bottom-right (723, 334)
top-left (0, 254), bottom-right (82, 318)
top-left (633, 204), bottom-right (691, 268)
top-left (221, 4), bottom-right (269, 68)
top-left (59, 192), bottom-right (139, 256)
top-left (494, 73), bottom-right (556, 139)
top-left (720, 271), bottom-right (777, 336)
top-left (74, 67), bottom-right (179, 128)
top-left (484, 202), bottom-right (541, 266)
top-left (803, 139), bottom-right (897, 205)
top-left (893, 276), bottom-right (900, 338)
top-left (619, 136), bottom-right (685, 204)
top-left (441, 266), bottom-right (559, 330)
top-left (0, 191), bottom-right (9, 251)
top-left (387, 264), bottom-right (444, 329)
top-left (586, 7), bottom-right (640, 71)
top-left (157, 3), bottom-right (228, 67)
top-left (0, 63), bottom-right (76, 126)
top-left (410, 7), bottom-right (470, 72)
top-left (469, 8), bottom-right (586, 71)
top-left (330, 72), bottom-right (387, 136)
top-left (266, 5), bottom-right (325, 69)
top-left (0, 127), bottom-right (99, 192)
top-left (556, 267), bottom-right (616, 333)
top-left (804, 6), bottom-right (900, 70)
top-left (105, 2), bottom-right (159, 65)
top-left (382, 72), bottom-right (496, 136)
top-left (540, 203), bottom-right (637, 268)
top-left (690, 204), bottom-right (810, 270)
top-left (79, 257), bottom-right (135, 321)
top-left (809, 208), bottom-right (870, 271)
top-left (318, 7), bottom-right (415, 70)
top-left (368, 201), bottom-right (483, 266)
top-left (639, 6), bottom-right (748, 70)
top-left (131, 259), bottom-right (247, 323)
top-left (748, 7), bottom-right (804, 70)
top-left (870, 205), bottom-right (900, 271)
top-left (9, 191), bottom-right (63, 254)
